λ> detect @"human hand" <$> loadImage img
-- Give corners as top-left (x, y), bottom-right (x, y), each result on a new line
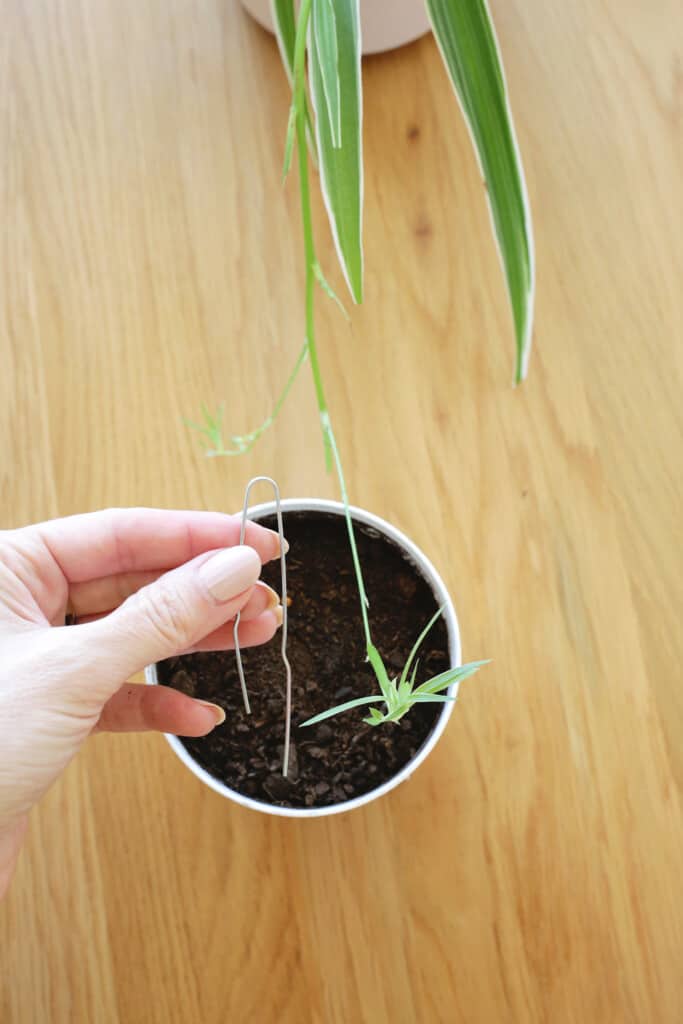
top-left (0, 508), bottom-right (285, 896)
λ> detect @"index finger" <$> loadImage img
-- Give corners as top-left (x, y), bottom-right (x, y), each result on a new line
top-left (33, 508), bottom-right (283, 583)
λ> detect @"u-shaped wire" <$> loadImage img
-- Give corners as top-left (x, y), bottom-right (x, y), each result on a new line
top-left (234, 476), bottom-right (292, 778)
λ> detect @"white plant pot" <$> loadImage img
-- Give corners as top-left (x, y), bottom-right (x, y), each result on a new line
top-left (241, 0), bottom-right (431, 56)
top-left (145, 498), bottom-right (461, 818)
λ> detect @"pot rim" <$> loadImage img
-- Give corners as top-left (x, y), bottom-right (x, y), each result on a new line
top-left (145, 498), bottom-right (462, 818)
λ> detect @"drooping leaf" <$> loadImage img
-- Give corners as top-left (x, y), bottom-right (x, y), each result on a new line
top-left (413, 659), bottom-right (490, 696)
top-left (271, 0), bottom-right (297, 80)
top-left (308, 0), bottom-right (363, 302)
top-left (300, 695), bottom-right (384, 728)
top-left (410, 695), bottom-right (459, 704)
top-left (424, 0), bottom-right (535, 382)
top-left (312, 0), bottom-right (341, 147)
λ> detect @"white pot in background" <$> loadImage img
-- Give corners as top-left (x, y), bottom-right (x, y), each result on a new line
top-left (145, 498), bottom-right (461, 818)
top-left (241, 0), bottom-right (431, 56)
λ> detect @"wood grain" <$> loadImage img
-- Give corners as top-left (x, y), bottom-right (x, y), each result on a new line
top-left (2, 1), bottom-right (682, 1020)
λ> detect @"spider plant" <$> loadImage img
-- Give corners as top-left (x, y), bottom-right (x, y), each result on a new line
top-left (190, 0), bottom-right (532, 723)
top-left (301, 606), bottom-right (489, 728)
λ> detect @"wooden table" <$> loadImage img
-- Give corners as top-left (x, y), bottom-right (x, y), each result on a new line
top-left (2, 2), bottom-right (682, 1020)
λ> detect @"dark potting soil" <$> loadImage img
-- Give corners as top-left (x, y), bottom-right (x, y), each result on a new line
top-left (157, 511), bottom-right (450, 809)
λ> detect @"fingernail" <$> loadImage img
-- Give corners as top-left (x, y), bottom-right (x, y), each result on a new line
top-left (266, 529), bottom-right (289, 557)
top-left (260, 583), bottom-right (280, 610)
top-left (195, 700), bottom-right (226, 726)
top-left (199, 546), bottom-right (261, 603)
top-left (273, 605), bottom-right (284, 627)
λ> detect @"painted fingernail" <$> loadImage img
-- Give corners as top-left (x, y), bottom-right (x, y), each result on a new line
top-left (199, 546), bottom-right (261, 603)
top-left (273, 605), bottom-right (284, 627)
top-left (266, 529), bottom-right (289, 557)
top-left (195, 700), bottom-right (226, 726)
top-left (260, 583), bottom-right (280, 610)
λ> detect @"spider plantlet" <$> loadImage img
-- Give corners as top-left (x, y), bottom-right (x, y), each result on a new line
top-left (300, 606), bottom-right (489, 729)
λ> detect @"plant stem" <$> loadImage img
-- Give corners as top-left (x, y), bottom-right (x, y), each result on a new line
top-left (323, 409), bottom-right (371, 643)
top-left (293, 0), bottom-right (372, 649)
top-left (293, 0), bottom-right (329, 455)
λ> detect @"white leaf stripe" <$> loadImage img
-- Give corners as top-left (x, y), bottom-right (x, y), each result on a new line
top-left (308, 0), bottom-right (363, 303)
top-left (424, 0), bottom-right (535, 383)
top-left (271, 0), bottom-right (296, 85)
top-left (312, 0), bottom-right (342, 148)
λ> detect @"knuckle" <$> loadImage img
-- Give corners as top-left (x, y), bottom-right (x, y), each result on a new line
top-left (138, 580), bottom-right (194, 652)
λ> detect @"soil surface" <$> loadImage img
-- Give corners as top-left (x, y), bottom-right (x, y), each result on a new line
top-left (157, 511), bottom-right (451, 809)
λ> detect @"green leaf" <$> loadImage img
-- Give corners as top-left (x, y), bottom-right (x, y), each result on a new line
top-left (309, 0), bottom-right (363, 303)
top-left (313, 261), bottom-right (350, 320)
top-left (312, 0), bottom-right (341, 148)
top-left (367, 643), bottom-right (395, 705)
top-left (399, 606), bottom-right (444, 691)
top-left (300, 695), bottom-right (384, 727)
top-left (185, 403), bottom-right (225, 451)
top-left (363, 706), bottom-right (386, 726)
top-left (397, 659), bottom-right (418, 703)
top-left (383, 704), bottom-right (411, 723)
top-left (271, 0), bottom-right (297, 80)
top-left (424, 0), bottom-right (535, 383)
top-left (271, 0), bottom-right (318, 163)
top-left (413, 659), bottom-right (490, 696)
top-left (410, 695), bottom-right (459, 704)
top-left (183, 418), bottom-right (214, 442)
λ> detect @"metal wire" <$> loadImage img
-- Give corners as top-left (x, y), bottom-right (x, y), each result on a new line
top-left (233, 477), bottom-right (292, 778)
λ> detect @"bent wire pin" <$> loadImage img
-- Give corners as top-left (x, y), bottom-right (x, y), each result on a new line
top-left (233, 477), bottom-right (292, 778)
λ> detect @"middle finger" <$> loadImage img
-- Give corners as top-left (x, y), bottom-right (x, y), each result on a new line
top-left (72, 579), bottom-right (280, 625)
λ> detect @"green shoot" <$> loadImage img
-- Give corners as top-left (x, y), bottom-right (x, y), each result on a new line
top-left (184, 403), bottom-right (226, 453)
top-left (187, 340), bottom-right (308, 457)
top-left (301, 608), bottom-right (489, 729)
top-left (311, 0), bottom-right (342, 148)
top-left (313, 262), bottom-right (350, 320)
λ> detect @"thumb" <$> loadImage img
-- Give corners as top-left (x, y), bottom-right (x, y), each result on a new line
top-left (75, 545), bottom-right (262, 682)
